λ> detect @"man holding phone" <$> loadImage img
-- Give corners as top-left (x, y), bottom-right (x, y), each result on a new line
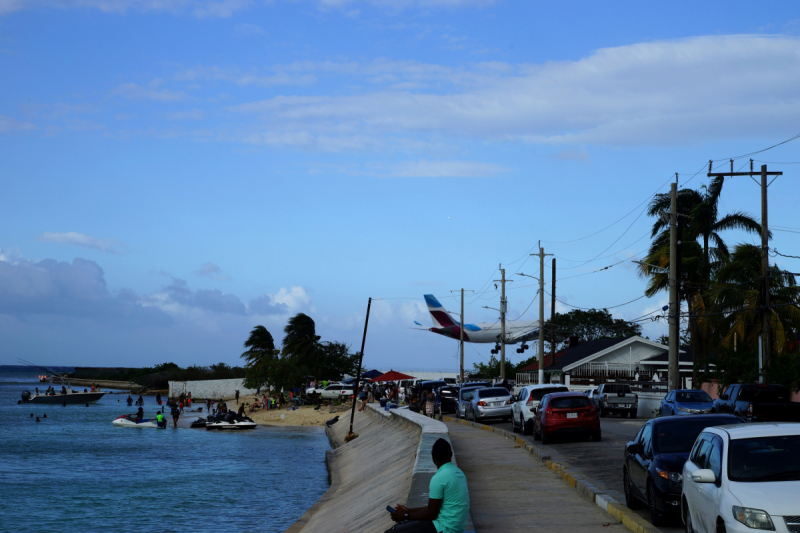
top-left (385, 438), bottom-right (470, 533)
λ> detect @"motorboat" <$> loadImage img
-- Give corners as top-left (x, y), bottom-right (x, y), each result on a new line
top-left (112, 415), bottom-right (161, 428)
top-left (205, 413), bottom-right (257, 430)
top-left (21, 387), bottom-right (105, 405)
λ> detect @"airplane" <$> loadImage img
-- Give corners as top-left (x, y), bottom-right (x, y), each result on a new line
top-left (419, 294), bottom-right (540, 354)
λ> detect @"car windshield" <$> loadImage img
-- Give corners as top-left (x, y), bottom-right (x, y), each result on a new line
top-left (604, 384), bottom-right (632, 394)
top-left (654, 419), bottom-right (730, 454)
top-left (549, 397), bottom-right (591, 409)
top-left (676, 391), bottom-right (712, 403)
top-left (729, 435), bottom-right (800, 482)
top-left (737, 386), bottom-right (787, 402)
top-left (477, 388), bottom-right (511, 398)
top-left (529, 387), bottom-right (568, 401)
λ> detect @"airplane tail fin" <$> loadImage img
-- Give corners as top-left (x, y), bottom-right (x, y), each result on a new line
top-left (424, 294), bottom-right (458, 328)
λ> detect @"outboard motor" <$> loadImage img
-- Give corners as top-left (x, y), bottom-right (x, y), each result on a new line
top-left (21, 390), bottom-right (31, 402)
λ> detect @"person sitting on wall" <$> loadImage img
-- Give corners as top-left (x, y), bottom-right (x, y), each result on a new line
top-left (385, 438), bottom-right (470, 533)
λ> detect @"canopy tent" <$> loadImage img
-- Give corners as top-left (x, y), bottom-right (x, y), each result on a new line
top-left (368, 370), bottom-right (416, 382)
top-left (342, 369), bottom-right (383, 384)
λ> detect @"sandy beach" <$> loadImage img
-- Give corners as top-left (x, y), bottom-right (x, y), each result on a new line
top-left (231, 394), bottom-right (349, 427)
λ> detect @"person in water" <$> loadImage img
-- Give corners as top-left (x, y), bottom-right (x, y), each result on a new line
top-left (136, 395), bottom-right (144, 405)
top-left (126, 395), bottom-right (133, 406)
top-left (155, 411), bottom-right (166, 428)
top-left (156, 392), bottom-right (162, 404)
top-left (171, 404), bottom-right (180, 428)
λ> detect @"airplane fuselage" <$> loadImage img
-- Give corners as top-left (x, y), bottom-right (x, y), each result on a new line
top-left (429, 320), bottom-right (539, 344)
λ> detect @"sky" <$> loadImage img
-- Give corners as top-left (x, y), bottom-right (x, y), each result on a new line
top-left (2, 0), bottom-right (800, 372)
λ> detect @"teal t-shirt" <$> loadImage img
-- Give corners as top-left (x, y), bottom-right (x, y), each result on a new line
top-left (429, 462), bottom-right (470, 533)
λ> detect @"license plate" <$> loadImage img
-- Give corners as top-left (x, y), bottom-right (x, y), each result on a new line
top-left (567, 413), bottom-right (577, 418)
top-left (491, 401), bottom-right (503, 407)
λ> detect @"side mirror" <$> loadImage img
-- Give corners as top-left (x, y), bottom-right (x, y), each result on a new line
top-left (629, 443), bottom-right (643, 455)
top-left (691, 469), bottom-right (716, 484)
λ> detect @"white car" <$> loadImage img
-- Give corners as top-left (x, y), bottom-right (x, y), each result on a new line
top-left (682, 422), bottom-right (800, 533)
top-left (510, 384), bottom-right (569, 435)
top-left (456, 385), bottom-right (488, 418)
top-left (320, 384), bottom-right (354, 400)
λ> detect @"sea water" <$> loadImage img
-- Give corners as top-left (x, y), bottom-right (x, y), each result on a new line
top-left (0, 367), bottom-right (330, 533)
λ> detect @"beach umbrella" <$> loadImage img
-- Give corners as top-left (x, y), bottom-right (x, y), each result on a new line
top-left (360, 369), bottom-right (383, 380)
top-left (368, 370), bottom-right (415, 382)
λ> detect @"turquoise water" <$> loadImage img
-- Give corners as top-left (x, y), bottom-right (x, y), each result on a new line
top-left (0, 367), bottom-right (330, 533)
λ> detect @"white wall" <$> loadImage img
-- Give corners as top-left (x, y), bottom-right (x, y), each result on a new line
top-left (168, 378), bottom-right (258, 400)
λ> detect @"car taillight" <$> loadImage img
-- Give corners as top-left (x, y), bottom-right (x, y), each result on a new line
top-left (506, 398), bottom-right (513, 405)
top-left (604, 394), bottom-right (608, 403)
top-left (526, 398), bottom-right (534, 406)
top-left (478, 401), bottom-right (487, 407)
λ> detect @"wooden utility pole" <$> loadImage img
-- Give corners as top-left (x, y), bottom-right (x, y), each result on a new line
top-left (450, 288), bottom-right (473, 384)
top-left (551, 258), bottom-right (556, 367)
top-left (669, 183), bottom-right (679, 391)
top-left (535, 243), bottom-right (553, 385)
top-left (348, 297), bottom-right (372, 438)
top-left (708, 161), bottom-right (782, 372)
top-left (494, 266), bottom-right (508, 380)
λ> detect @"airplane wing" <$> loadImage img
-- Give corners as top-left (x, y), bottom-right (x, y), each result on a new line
top-left (506, 326), bottom-right (540, 343)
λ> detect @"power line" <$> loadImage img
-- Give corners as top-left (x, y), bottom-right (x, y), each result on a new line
top-left (545, 290), bottom-right (647, 311)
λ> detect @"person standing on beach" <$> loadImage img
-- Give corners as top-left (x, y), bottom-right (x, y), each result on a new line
top-left (235, 389), bottom-right (240, 405)
top-left (386, 438), bottom-right (469, 533)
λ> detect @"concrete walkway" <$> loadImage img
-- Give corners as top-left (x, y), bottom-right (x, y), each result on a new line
top-left (446, 421), bottom-right (629, 533)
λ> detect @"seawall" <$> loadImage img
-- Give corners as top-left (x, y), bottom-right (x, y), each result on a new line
top-left (287, 405), bottom-right (473, 533)
top-left (168, 378), bottom-right (257, 400)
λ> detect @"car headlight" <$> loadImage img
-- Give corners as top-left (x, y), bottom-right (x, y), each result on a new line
top-left (732, 507), bottom-right (775, 530)
top-left (676, 407), bottom-right (691, 413)
top-left (656, 469), bottom-right (682, 482)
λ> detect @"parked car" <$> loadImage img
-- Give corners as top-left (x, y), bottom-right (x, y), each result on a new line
top-left (659, 389), bottom-right (714, 416)
top-left (533, 391), bottom-right (600, 444)
top-left (585, 387), bottom-right (597, 398)
top-left (594, 383), bottom-right (638, 418)
top-left (438, 385), bottom-right (461, 413)
top-left (622, 414), bottom-right (742, 526)
top-left (681, 422), bottom-right (800, 533)
top-left (712, 383), bottom-right (800, 422)
top-left (510, 384), bottom-right (569, 435)
top-left (465, 386), bottom-right (513, 423)
top-left (456, 384), bottom-right (488, 418)
top-left (320, 383), bottom-right (354, 400)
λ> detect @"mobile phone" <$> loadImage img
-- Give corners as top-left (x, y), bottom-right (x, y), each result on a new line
top-left (386, 506), bottom-right (396, 514)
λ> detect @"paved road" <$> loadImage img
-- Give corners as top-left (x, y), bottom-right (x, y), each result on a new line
top-left (445, 420), bottom-right (629, 533)
top-left (451, 412), bottom-right (684, 532)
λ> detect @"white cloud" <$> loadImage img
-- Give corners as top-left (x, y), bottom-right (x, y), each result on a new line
top-left (175, 65), bottom-right (316, 87)
top-left (38, 232), bottom-right (126, 255)
top-left (112, 79), bottom-right (186, 102)
top-left (0, 114), bottom-right (36, 133)
top-left (195, 261), bottom-right (230, 280)
top-left (227, 35), bottom-right (800, 148)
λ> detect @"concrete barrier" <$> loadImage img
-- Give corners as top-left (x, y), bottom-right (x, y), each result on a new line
top-left (168, 378), bottom-right (257, 400)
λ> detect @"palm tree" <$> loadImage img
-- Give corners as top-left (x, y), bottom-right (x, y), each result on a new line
top-left (241, 325), bottom-right (277, 389)
top-left (639, 177), bottom-right (763, 380)
top-left (709, 244), bottom-right (800, 358)
top-left (283, 313), bottom-right (323, 377)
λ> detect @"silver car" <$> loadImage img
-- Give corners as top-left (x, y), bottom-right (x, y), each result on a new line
top-left (456, 385), bottom-right (486, 418)
top-left (465, 386), bottom-right (513, 423)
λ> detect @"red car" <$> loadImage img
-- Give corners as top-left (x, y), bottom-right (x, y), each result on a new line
top-left (533, 391), bottom-right (601, 444)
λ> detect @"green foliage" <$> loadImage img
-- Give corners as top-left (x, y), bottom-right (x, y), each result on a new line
top-left (319, 341), bottom-right (360, 381)
top-left (703, 347), bottom-right (800, 393)
top-left (471, 354), bottom-right (501, 378)
top-left (543, 308), bottom-right (642, 351)
top-left (241, 325), bottom-right (278, 390)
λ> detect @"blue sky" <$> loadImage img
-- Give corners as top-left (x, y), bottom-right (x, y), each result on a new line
top-left (2, 0), bottom-right (800, 371)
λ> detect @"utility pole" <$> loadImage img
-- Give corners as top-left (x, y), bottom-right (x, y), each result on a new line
top-left (551, 258), bottom-right (556, 367)
top-left (669, 182), bottom-right (679, 392)
top-left (708, 161), bottom-right (782, 372)
top-left (494, 266), bottom-right (508, 380)
top-left (348, 297), bottom-right (372, 439)
top-left (450, 288), bottom-right (473, 385)
top-left (535, 243), bottom-right (553, 385)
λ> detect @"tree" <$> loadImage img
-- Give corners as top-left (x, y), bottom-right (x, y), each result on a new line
top-left (318, 341), bottom-right (359, 381)
top-left (542, 308), bottom-right (642, 351)
top-left (638, 178), bottom-right (763, 381)
top-left (283, 313), bottom-right (323, 377)
top-left (471, 354), bottom-right (502, 379)
top-left (241, 325), bottom-right (279, 390)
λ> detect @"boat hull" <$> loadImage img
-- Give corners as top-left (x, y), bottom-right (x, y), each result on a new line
top-left (24, 392), bottom-right (106, 405)
top-left (205, 421), bottom-right (257, 430)
top-left (112, 417), bottom-right (158, 428)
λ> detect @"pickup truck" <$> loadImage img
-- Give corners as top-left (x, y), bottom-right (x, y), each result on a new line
top-left (712, 383), bottom-right (800, 422)
top-left (593, 383), bottom-right (638, 418)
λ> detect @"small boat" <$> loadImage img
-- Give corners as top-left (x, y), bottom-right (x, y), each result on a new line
top-left (21, 388), bottom-right (106, 405)
top-left (112, 415), bottom-right (159, 428)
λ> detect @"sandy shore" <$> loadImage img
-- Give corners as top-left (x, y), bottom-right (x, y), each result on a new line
top-left (231, 394), bottom-right (349, 427)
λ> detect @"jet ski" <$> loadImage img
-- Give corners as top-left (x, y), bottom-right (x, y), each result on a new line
top-left (189, 417), bottom-right (208, 428)
top-left (205, 412), bottom-right (257, 430)
top-left (112, 415), bottom-right (158, 428)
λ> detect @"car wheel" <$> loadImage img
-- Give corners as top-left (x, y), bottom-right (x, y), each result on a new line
top-left (623, 468), bottom-right (640, 509)
top-left (648, 482), bottom-right (662, 527)
top-left (716, 520), bottom-right (727, 533)
top-left (592, 431), bottom-right (602, 442)
top-left (533, 422), bottom-right (541, 441)
top-left (659, 406), bottom-right (663, 417)
top-left (541, 427), bottom-right (550, 444)
top-left (522, 416), bottom-right (532, 436)
top-left (600, 405), bottom-right (607, 418)
top-left (511, 415), bottom-right (518, 433)
top-left (684, 501), bottom-right (693, 533)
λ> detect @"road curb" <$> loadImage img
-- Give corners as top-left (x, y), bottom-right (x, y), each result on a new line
top-left (442, 416), bottom-right (662, 533)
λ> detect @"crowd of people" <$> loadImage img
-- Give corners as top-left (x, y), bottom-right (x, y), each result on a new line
top-left (355, 382), bottom-right (442, 418)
